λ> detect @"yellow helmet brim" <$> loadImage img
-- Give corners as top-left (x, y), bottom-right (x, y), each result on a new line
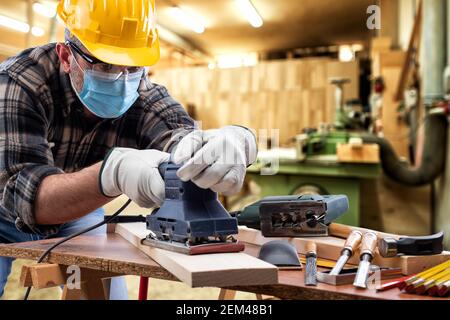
top-left (78, 36), bottom-right (161, 67)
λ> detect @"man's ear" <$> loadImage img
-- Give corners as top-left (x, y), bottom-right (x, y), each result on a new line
top-left (56, 43), bottom-right (71, 73)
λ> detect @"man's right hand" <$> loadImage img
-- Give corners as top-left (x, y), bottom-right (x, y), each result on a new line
top-left (99, 148), bottom-right (170, 207)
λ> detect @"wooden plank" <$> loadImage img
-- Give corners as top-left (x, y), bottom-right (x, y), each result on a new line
top-left (80, 279), bottom-right (107, 300)
top-left (20, 265), bottom-right (34, 288)
top-left (337, 143), bottom-right (380, 163)
top-left (380, 51), bottom-right (406, 69)
top-left (218, 289), bottom-right (237, 300)
top-left (395, 0), bottom-right (422, 101)
top-left (115, 223), bottom-right (278, 288)
top-left (0, 235), bottom-right (177, 281)
top-left (371, 37), bottom-right (393, 52)
top-left (62, 285), bottom-right (83, 300)
top-left (20, 263), bottom-right (120, 289)
top-left (381, 67), bottom-right (409, 158)
top-left (237, 226), bottom-right (450, 275)
top-left (30, 264), bottom-right (67, 289)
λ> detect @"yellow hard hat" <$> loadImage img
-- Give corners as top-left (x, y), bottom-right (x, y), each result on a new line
top-left (57, 0), bottom-right (160, 67)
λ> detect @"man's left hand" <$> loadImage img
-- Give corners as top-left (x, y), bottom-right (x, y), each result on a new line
top-left (172, 126), bottom-right (257, 195)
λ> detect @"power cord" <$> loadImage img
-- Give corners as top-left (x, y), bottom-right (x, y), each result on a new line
top-left (23, 198), bottom-right (132, 300)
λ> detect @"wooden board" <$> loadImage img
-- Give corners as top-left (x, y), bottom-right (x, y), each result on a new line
top-left (371, 37), bottom-right (393, 52)
top-left (237, 226), bottom-right (450, 275)
top-left (381, 66), bottom-right (409, 158)
top-left (152, 58), bottom-right (359, 144)
top-left (337, 143), bottom-right (380, 163)
top-left (115, 223), bottom-right (278, 288)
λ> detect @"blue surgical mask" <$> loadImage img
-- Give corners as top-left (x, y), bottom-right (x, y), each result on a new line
top-left (70, 57), bottom-right (143, 119)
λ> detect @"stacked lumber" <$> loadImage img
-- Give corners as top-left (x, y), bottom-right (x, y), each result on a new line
top-left (371, 37), bottom-right (409, 158)
top-left (152, 58), bottom-right (359, 144)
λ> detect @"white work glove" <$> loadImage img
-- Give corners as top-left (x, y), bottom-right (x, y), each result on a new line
top-left (100, 148), bottom-right (170, 207)
top-left (172, 126), bottom-right (257, 196)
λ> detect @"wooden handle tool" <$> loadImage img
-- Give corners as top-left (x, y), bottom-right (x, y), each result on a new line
top-left (329, 230), bottom-right (363, 276)
top-left (353, 232), bottom-right (377, 289)
top-left (329, 223), bottom-right (401, 240)
top-left (343, 230), bottom-right (363, 253)
top-left (305, 241), bottom-right (317, 286)
top-left (360, 231), bottom-right (377, 256)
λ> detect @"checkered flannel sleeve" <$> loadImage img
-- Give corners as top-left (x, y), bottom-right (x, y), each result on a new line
top-left (137, 83), bottom-right (196, 153)
top-left (0, 75), bottom-right (64, 236)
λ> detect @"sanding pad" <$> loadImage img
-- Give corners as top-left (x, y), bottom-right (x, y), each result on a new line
top-left (142, 238), bottom-right (245, 255)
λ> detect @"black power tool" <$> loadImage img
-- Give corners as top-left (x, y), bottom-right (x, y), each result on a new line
top-left (143, 163), bottom-right (245, 255)
top-left (233, 195), bottom-right (349, 237)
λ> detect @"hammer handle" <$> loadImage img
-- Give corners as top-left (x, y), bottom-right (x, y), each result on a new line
top-left (329, 223), bottom-right (401, 240)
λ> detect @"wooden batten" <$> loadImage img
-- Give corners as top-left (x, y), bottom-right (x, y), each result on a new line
top-left (115, 223), bottom-right (278, 288)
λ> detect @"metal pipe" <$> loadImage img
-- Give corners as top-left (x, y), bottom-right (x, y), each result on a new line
top-left (445, 0), bottom-right (450, 98)
top-left (422, 0), bottom-right (446, 105)
top-left (361, 113), bottom-right (448, 186)
top-left (447, 0), bottom-right (450, 65)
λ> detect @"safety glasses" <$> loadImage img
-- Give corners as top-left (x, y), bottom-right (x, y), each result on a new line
top-left (66, 41), bottom-right (144, 80)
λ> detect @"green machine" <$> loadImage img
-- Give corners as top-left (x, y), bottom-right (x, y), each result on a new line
top-left (304, 131), bottom-right (358, 156)
top-left (246, 153), bottom-right (380, 227)
top-left (245, 78), bottom-right (380, 227)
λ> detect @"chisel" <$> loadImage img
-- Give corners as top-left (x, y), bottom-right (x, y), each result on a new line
top-left (353, 231), bottom-right (377, 289)
top-left (329, 230), bottom-right (363, 276)
top-left (305, 241), bottom-right (317, 286)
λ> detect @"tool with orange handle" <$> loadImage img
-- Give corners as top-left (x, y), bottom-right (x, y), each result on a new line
top-left (328, 223), bottom-right (400, 240)
top-left (305, 241), bottom-right (318, 286)
top-left (353, 232), bottom-right (378, 288)
top-left (329, 230), bottom-right (363, 276)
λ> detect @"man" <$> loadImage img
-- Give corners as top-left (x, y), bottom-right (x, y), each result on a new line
top-left (0, 0), bottom-right (256, 299)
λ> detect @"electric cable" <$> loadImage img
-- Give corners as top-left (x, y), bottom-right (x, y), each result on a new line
top-left (23, 198), bottom-right (132, 300)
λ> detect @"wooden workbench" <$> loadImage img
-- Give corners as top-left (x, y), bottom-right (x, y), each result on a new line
top-left (0, 232), bottom-right (445, 300)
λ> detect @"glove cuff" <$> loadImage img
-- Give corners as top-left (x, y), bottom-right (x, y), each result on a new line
top-left (99, 147), bottom-right (134, 198)
top-left (228, 125), bottom-right (258, 166)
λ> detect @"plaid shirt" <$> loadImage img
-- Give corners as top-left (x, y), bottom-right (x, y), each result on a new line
top-left (0, 43), bottom-right (195, 236)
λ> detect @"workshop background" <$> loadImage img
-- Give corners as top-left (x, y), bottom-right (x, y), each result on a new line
top-left (0, 0), bottom-right (448, 299)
